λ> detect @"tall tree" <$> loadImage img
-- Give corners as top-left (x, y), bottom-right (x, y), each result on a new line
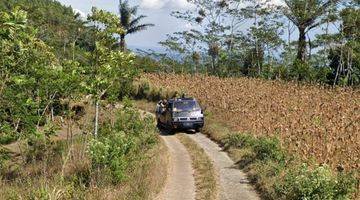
top-left (282, 0), bottom-right (340, 62)
top-left (86, 8), bottom-right (138, 136)
top-left (165, 0), bottom-right (230, 74)
top-left (118, 0), bottom-right (154, 51)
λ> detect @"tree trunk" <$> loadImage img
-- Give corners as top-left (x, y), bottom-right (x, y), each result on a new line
top-left (120, 34), bottom-right (126, 52)
top-left (211, 56), bottom-right (216, 74)
top-left (297, 26), bottom-right (307, 62)
top-left (94, 100), bottom-right (99, 137)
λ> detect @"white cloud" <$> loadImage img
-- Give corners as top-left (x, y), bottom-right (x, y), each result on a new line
top-left (73, 8), bottom-right (86, 18)
top-left (140, 0), bottom-right (166, 10)
top-left (140, 0), bottom-right (193, 10)
top-left (169, 0), bottom-right (193, 9)
top-left (184, 22), bottom-right (193, 29)
top-left (267, 0), bottom-right (286, 6)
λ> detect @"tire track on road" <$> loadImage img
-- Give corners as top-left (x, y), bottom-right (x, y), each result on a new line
top-left (187, 133), bottom-right (260, 200)
top-left (155, 134), bottom-right (196, 200)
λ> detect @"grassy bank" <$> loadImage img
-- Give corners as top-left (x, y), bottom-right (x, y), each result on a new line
top-left (132, 79), bottom-right (359, 199)
top-left (0, 100), bottom-right (167, 200)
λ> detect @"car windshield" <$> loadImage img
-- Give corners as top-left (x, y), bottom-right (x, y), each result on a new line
top-left (173, 101), bottom-right (200, 112)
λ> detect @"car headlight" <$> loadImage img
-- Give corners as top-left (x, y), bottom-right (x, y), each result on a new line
top-left (191, 111), bottom-right (203, 117)
top-left (173, 117), bottom-right (179, 121)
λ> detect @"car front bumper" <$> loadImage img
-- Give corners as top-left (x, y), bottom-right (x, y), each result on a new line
top-left (171, 121), bottom-right (204, 129)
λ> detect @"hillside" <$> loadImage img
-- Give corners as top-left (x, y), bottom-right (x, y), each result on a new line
top-left (144, 73), bottom-right (360, 171)
top-left (0, 0), bottom-right (94, 60)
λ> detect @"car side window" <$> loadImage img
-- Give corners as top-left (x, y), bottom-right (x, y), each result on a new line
top-left (167, 103), bottom-right (173, 111)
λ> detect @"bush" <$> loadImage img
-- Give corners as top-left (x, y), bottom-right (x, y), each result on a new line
top-left (0, 123), bottom-right (18, 145)
top-left (276, 164), bottom-right (358, 200)
top-left (88, 100), bottom-right (157, 184)
top-left (253, 137), bottom-right (285, 162)
top-left (0, 147), bottom-right (10, 171)
top-left (223, 133), bottom-right (285, 162)
top-left (222, 132), bottom-right (358, 199)
top-left (289, 60), bottom-right (314, 82)
top-left (89, 132), bottom-right (132, 183)
top-left (223, 133), bottom-right (255, 150)
top-left (25, 123), bottom-right (62, 163)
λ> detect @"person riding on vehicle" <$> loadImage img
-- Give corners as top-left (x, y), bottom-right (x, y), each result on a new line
top-left (161, 99), bottom-right (168, 108)
top-left (157, 99), bottom-right (167, 113)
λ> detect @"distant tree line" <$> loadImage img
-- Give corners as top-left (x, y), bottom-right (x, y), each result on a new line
top-left (137, 0), bottom-right (360, 87)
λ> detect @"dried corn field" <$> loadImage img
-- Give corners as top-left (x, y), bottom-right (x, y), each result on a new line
top-left (144, 73), bottom-right (360, 171)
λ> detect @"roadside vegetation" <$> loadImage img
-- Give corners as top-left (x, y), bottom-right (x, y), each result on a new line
top-left (0, 100), bottom-right (166, 199)
top-left (0, 1), bottom-right (166, 199)
top-left (216, 126), bottom-right (358, 200)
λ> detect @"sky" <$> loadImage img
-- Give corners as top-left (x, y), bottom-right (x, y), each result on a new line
top-left (56, 0), bottom-right (335, 52)
top-left (57, 0), bottom-right (194, 49)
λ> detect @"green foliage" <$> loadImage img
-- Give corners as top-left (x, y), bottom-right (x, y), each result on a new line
top-left (276, 164), bottom-right (358, 200)
top-left (289, 60), bottom-right (314, 82)
top-left (222, 132), bottom-right (358, 199)
top-left (224, 133), bottom-right (285, 162)
top-left (85, 8), bottom-right (138, 101)
top-left (118, 0), bottom-right (154, 51)
top-left (0, 0), bottom-right (96, 61)
top-left (0, 8), bottom-right (86, 146)
top-left (88, 101), bottom-right (157, 184)
top-left (253, 137), bottom-right (285, 162)
top-left (0, 8), bottom-right (59, 139)
top-left (25, 123), bottom-right (61, 162)
top-left (88, 132), bottom-right (131, 183)
top-left (0, 123), bottom-right (18, 144)
top-left (0, 147), bottom-right (10, 171)
top-left (223, 133), bottom-right (255, 150)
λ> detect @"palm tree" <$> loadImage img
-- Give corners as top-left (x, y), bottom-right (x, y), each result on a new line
top-left (118, 0), bottom-right (154, 51)
top-left (283, 0), bottom-right (340, 62)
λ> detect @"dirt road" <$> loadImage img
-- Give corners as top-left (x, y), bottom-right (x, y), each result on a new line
top-left (142, 110), bottom-right (258, 200)
top-left (156, 131), bottom-right (259, 200)
top-left (155, 133), bottom-right (196, 200)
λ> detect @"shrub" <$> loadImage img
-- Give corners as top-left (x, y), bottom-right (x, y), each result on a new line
top-left (25, 124), bottom-right (62, 163)
top-left (0, 147), bottom-right (10, 171)
top-left (88, 100), bottom-right (157, 184)
top-left (253, 137), bottom-right (285, 162)
top-left (222, 132), bottom-right (358, 199)
top-left (88, 132), bottom-right (132, 183)
top-left (275, 164), bottom-right (358, 200)
top-left (223, 133), bottom-right (255, 150)
top-left (0, 123), bottom-right (18, 145)
top-left (223, 133), bottom-right (285, 162)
